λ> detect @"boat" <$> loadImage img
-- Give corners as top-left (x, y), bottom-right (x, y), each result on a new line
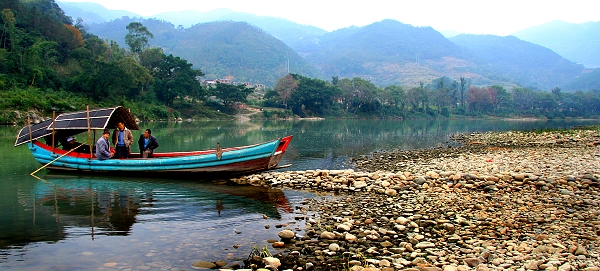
top-left (14, 106), bottom-right (293, 176)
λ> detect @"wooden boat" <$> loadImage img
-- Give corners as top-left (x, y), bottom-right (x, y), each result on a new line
top-left (15, 106), bottom-right (293, 176)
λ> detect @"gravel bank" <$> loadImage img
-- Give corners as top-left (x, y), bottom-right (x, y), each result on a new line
top-left (223, 128), bottom-right (600, 271)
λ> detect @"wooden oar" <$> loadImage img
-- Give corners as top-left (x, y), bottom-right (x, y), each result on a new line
top-left (30, 139), bottom-right (91, 176)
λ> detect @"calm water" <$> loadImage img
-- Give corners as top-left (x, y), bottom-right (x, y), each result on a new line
top-left (1, 118), bottom-right (599, 270)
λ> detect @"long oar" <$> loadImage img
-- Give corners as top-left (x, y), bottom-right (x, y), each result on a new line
top-left (30, 139), bottom-right (91, 176)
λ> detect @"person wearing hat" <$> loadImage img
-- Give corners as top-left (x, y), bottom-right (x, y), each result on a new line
top-left (96, 128), bottom-right (114, 160)
top-left (62, 136), bottom-right (81, 151)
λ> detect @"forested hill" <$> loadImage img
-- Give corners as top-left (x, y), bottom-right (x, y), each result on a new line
top-left (296, 19), bottom-right (468, 86)
top-left (0, 0), bottom-right (214, 122)
top-left (86, 18), bottom-right (322, 86)
top-left (450, 34), bottom-right (584, 90)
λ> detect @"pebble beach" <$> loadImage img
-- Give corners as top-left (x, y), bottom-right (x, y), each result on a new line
top-left (209, 128), bottom-right (600, 271)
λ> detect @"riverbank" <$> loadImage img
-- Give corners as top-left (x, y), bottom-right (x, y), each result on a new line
top-left (221, 128), bottom-right (600, 271)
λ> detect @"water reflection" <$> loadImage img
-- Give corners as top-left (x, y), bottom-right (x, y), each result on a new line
top-left (2, 173), bottom-right (291, 249)
top-left (2, 118), bottom-right (600, 268)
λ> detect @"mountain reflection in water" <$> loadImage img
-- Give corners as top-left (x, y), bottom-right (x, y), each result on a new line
top-left (2, 174), bottom-right (291, 249)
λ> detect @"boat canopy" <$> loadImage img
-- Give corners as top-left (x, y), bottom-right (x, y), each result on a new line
top-left (15, 106), bottom-right (139, 147)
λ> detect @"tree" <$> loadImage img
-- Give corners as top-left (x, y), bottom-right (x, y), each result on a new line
top-left (212, 82), bottom-right (254, 107)
top-left (337, 77), bottom-right (380, 114)
top-left (459, 76), bottom-right (469, 109)
top-left (288, 74), bottom-right (340, 117)
top-left (432, 76), bottom-right (454, 115)
top-left (274, 74), bottom-right (297, 109)
top-left (467, 86), bottom-right (496, 114)
top-left (512, 87), bottom-right (536, 112)
top-left (488, 85), bottom-right (511, 113)
top-left (1, 9), bottom-right (16, 50)
top-left (125, 22), bottom-right (153, 55)
top-left (152, 54), bottom-right (205, 105)
top-left (382, 85), bottom-right (405, 110)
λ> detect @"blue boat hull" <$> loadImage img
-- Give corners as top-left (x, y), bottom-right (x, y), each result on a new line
top-left (28, 136), bottom-right (292, 176)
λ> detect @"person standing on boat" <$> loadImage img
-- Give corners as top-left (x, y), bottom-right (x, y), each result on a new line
top-left (138, 129), bottom-right (159, 158)
top-left (96, 129), bottom-right (114, 160)
top-left (112, 122), bottom-right (133, 159)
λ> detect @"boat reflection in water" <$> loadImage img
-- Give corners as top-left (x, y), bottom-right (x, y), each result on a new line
top-left (20, 173), bottom-right (291, 243)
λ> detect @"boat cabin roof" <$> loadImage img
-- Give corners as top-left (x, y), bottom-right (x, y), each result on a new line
top-left (15, 106), bottom-right (139, 146)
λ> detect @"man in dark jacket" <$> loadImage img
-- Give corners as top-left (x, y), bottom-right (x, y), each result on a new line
top-left (138, 129), bottom-right (159, 158)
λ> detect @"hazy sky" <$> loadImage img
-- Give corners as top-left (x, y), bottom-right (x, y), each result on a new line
top-left (59, 0), bottom-right (599, 36)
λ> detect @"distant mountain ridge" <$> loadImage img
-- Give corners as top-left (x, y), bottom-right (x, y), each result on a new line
top-left (513, 20), bottom-right (600, 68)
top-left (57, 1), bottom-right (597, 91)
top-left (57, 1), bottom-right (326, 49)
top-left (450, 34), bottom-right (583, 89)
top-left (58, 1), bottom-right (139, 23)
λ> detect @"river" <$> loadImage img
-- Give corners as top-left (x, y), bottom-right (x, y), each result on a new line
top-left (1, 118), bottom-right (599, 270)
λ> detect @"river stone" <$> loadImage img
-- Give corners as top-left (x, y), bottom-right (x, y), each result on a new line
top-left (192, 261), bottom-right (216, 269)
top-left (263, 257), bottom-right (281, 268)
top-left (345, 233), bottom-right (358, 242)
top-left (396, 217), bottom-right (409, 225)
top-left (278, 230), bottom-right (295, 239)
top-left (320, 231), bottom-right (336, 239)
top-left (385, 188), bottom-right (397, 196)
top-left (415, 241), bottom-right (436, 249)
top-left (381, 241), bottom-right (393, 247)
top-left (329, 243), bottom-right (340, 252)
top-left (353, 181), bottom-right (368, 188)
top-left (463, 258), bottom-right (481, 267)
top-left (337, 223), bottom-right (351, 232)
top-left (215, 260), bottom-right (228, 267)
top-left (574, 245), bottom-right (589, 256)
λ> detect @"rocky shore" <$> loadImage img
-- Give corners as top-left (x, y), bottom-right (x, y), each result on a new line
top-left (214, 128), bottom-right (600, 271)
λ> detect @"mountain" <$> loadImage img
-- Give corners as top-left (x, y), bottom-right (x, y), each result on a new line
top-left (56, 2), bottom-right (327, 50)
top-left (57, 1), bottom-right (140, 23)
top-left (561, 69), bottom-right (600, 92)
top-left (86, 18), bottom-right (321, 86)
top-left (58, 1), bottom-right (592, 91)
top-left (450, 34), bottom-right (584, 90)
top-left (513, 20), bottom-right (600, 68)
top-left (171, 21), bottom-right (322, 85)
top-left (296, 20), bottom-right (474, 86)
top-left (153, 10), bottom-right (328, 48)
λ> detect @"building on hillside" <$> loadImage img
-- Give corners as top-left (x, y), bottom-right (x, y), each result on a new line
top-left (231, 103), bottom-right (247, 110)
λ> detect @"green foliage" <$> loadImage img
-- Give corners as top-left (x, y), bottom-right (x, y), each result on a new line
top-left (211, 82), bottom-right (253, 107)
top-left (149, 53), bottom-right (205, 106)
top-left (125, 22), bottom-right (153, 55)
top-left (0, 5), bottom-right (214, 121)
top-left (254, 108), bottom-right (294, 119)
top-left (286, 74), bottom-right (341, 117)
